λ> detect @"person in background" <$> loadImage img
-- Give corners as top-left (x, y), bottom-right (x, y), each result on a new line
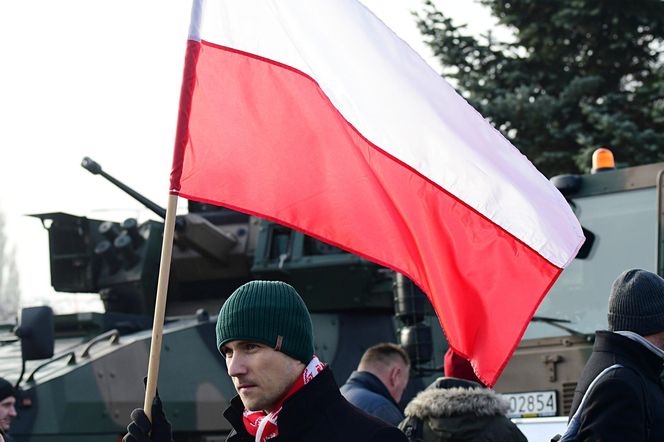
top-left (123, 280), bottom-right (408, 442)
top-left (0, 378), bottom-right (17, 442)
top-left (398, 377), bottom-right (527, 442)
top-left (566, 269), bottom-right (664, 440)
top-left (443, 348), bottom-right (485, 386)
top-left (341, 343), bottom-right (410, 426)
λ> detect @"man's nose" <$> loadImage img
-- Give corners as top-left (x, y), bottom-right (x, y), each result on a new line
top-left (9, 406), bottom-right (17, 417)
top-left (226, 354), bottom-right (247, 376)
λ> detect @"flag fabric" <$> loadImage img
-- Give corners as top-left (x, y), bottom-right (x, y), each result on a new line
top-left (170, 0), bottom-right (584, 386)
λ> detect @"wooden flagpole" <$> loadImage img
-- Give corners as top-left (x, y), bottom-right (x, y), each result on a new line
top-left (143, 193), bottom-right (179, 420)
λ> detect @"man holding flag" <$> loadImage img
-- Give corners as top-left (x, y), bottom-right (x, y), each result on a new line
top-left (124, 281), bottom-right (408, 441)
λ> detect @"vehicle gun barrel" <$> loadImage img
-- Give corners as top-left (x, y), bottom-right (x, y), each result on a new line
top-left (81, 157), bottom-right (166, 219)
top-left (81, 156), bottom-right (238, 264)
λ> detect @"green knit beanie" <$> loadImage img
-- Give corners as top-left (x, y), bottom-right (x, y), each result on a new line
top-left (216, 280), bottom-right (314, 364)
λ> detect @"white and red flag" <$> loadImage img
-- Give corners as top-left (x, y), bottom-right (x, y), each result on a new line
top-left (170, 0), bottom-right (584, 386)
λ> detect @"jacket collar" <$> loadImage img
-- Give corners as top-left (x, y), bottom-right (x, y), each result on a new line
top-left (223, 395), bottom-right (249, 440)
top-left (344, 370), bottom-right (397, 406)
top-left (594, 331), bottom-right (664, 381)
top-left (224, 366), bottom-right (340, 440)
top-left (615, 330), bottom-right (664, 360)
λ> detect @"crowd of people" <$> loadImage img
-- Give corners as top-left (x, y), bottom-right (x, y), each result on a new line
top-left (123, 270), bottom-right (663, 441)
top-left (3, 268), bottom-right (663, 441)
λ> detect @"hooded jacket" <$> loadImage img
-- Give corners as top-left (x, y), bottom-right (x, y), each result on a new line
top-left (223, 366), bottom-right (408, 442)
top-left (399, 378), bottom-right (526, 442)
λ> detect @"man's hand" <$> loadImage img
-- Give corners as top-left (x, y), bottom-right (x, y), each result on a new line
top-left (123, 393), bottom-right (173, 442)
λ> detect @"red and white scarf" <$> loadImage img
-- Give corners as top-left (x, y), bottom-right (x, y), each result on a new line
top-left (242, 356), bottom-right (325, 442)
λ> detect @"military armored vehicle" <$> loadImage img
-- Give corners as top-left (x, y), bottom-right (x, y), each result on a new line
top-left (0, 152), bottom-right (662, 441)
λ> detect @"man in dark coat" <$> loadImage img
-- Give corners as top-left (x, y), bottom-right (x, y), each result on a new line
top-left (568, 269), bottom-right (664, 441)
top-left (341, 342), bottom-right (410, 426)
top-left (0, 378), bottom-right (16, 442)
top-left (398, 377), bottom-right (526, 442)
top-left (124, 280), bottom-right (407, 442)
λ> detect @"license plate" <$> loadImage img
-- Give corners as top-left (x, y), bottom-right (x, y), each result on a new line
top-left (503, 391), bottom-right (557, 418)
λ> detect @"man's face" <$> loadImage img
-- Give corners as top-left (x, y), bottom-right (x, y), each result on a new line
top-left (221, 340), bottom-right (304, 412)
top-left (0, 396), bottom-right (16, 431)
top-left (645, 330), bottom-right (664, 351)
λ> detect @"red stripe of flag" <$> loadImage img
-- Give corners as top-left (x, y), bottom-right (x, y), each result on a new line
top-left (170, 41), bottom-right (562, 385)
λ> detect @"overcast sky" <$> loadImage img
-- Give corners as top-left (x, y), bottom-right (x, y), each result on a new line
top-left (0, 0), bottom-right (500, 313)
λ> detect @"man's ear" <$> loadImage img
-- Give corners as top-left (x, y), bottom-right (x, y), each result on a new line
top-left (388, 365), bottom-right (401, 387)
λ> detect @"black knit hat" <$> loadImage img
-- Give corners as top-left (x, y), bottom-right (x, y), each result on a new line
top-left (0, 378), bottom-right (15, 402)
top-left (216, 280), bottom-right (314, 364)
top-left (608, 269), bottom-right (664, 335)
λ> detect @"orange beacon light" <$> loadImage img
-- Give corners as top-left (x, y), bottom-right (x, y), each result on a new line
top-left (591, 147), bottom-right (615, 173)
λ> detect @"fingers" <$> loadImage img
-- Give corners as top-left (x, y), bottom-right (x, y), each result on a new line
top-left (129, 408), bottom-right (152, 434)
top-left (152, 391), bottom-right (163, 412)
top-left (124, 422), bottom-right (144, 442)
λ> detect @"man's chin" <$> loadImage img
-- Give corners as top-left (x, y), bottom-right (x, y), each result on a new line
top-left (239, 395), bottom-right (262, 411)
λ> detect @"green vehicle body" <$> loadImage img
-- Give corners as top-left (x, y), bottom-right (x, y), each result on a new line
top-left (1, 158), bottom-right (662, 440)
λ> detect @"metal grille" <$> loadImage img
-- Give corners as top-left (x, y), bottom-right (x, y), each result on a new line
top-left (562, 382), bottom-right (577, 416)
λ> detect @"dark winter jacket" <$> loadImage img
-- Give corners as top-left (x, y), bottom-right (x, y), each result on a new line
top-left (399, 377), bottom-right (526, 442)
top-left (568, 331), bottom-right (664, 441)
top-left (341, 370), bottom-right (404, 426)
top-left (223, 366), bottom-right (408, 442)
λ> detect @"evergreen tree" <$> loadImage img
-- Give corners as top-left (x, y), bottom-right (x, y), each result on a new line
top-left (0, 208), bottom-right (20, 322)
top-left (416, 0), bottom-right (664, 176)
